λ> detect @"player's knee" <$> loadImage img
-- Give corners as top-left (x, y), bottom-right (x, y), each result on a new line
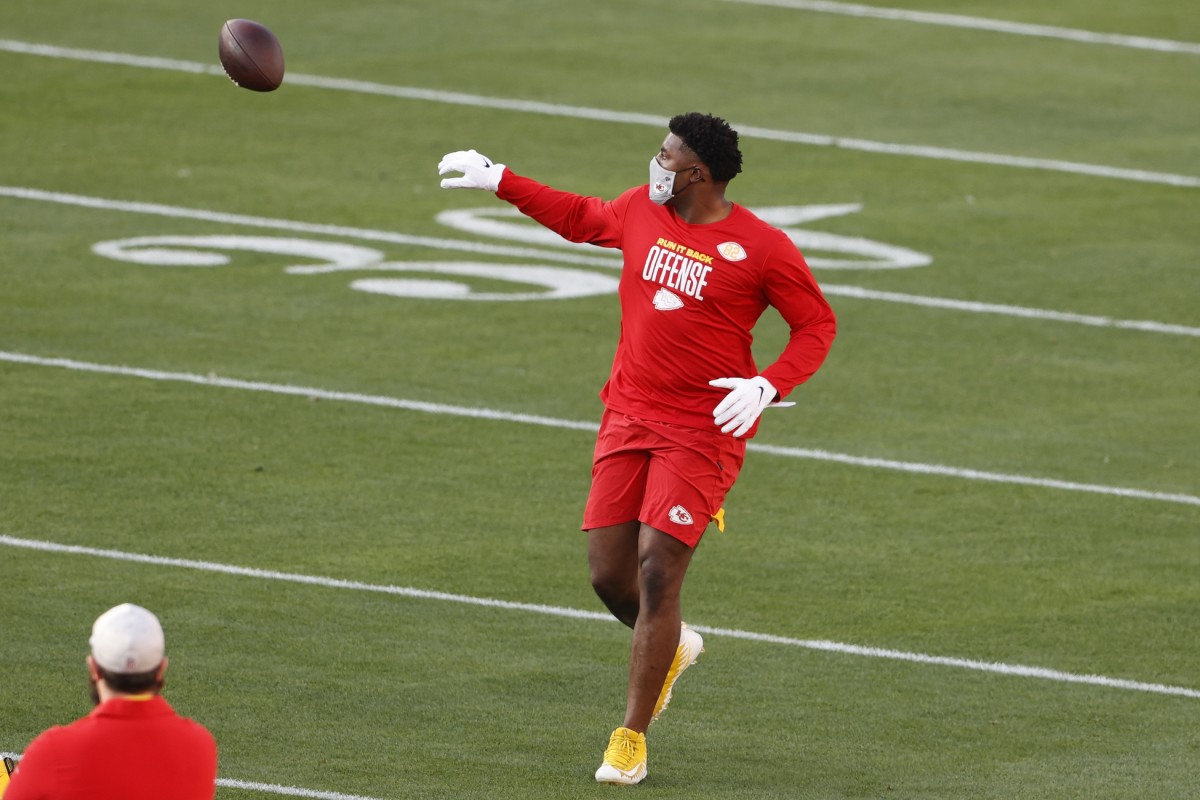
top-left (589, 567), bottom-right (627, 602)
top-left (637, 556), bottom-right (680, 612)
top-left (589, 569), bottom-right (638, 626)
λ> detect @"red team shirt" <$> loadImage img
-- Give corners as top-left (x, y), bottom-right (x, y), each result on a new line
top-left (497, 172), bottom-right (836, 436)
top-left (4, 696), bottom-right (217, 800)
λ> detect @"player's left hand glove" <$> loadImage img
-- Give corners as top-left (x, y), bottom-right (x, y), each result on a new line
top-left (438, 149), bottom-right (506, 191)
top-left (709, 376), bottom-right (794, 437)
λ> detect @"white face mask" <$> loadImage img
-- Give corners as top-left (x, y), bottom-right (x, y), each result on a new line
top-left (648, 157), bottom-right (678, 205)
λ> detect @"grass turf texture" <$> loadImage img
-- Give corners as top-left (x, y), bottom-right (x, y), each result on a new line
top-left (2, 0), bottom-right (1198, 797)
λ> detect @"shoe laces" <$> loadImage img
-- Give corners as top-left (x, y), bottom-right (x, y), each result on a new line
top-left (604, 731), bottom-right (643, 770)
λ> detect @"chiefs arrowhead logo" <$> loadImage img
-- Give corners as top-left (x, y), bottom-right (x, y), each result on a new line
top-left (668, 505), bottom-right (694, 526)
top-left (652, 288), bottom-right (684, 310)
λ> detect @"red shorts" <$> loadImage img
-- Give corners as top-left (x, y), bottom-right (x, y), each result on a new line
top-left (582, 410), bottom-right (746, 548)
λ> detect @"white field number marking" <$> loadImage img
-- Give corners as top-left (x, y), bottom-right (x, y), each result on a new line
top-left (91, 205), bottom-right (931, 301)
top-left (93, 234), bottom-right (619, 301)
top-left (435, 205), bottom-right (933, 271)
top-left (5, 184), bottom-right (1194, 334)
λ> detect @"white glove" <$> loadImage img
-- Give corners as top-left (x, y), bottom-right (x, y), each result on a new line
top-left (438, 149), bottom-right (506, 191)
top-left (709, 376), bottom-right (794, 437)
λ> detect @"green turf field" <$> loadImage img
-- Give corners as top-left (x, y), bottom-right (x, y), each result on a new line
top-left (2, 1), bottom-right (1198, 797)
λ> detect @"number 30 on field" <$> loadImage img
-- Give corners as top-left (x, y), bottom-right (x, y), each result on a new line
top-left (92, 205), bottom-right (930, 302)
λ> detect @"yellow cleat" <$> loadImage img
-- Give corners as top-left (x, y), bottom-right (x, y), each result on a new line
top-left (651, 623), bottom-right (704, 722)
top-left (595, 727), bottom-right (648, 785)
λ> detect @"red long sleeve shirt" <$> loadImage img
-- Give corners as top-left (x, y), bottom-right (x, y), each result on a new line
top-left (497, 171), bottom-right (836, 435)
top-left (4, 695), bottom-right (217, 800)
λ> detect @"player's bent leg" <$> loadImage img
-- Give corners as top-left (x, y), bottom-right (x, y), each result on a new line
top-left (621, 524), bottom-right (694, 733)
top-left (587, 522), bottom-right (642, 628)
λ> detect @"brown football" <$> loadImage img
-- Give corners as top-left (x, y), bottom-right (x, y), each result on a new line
top-left (219, 19), bottom-right (284, 92)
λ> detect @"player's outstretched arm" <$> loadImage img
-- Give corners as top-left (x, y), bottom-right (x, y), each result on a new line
top-left (438, 152), bottom-right (625, 249)
top-left (438, 149), bottom-right (506, 191)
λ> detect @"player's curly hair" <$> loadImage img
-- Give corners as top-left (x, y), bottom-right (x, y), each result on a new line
top-left (669, 112), bottom-right (743, 183)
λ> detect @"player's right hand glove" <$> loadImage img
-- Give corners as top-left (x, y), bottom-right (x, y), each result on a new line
top-left (709, 376), bottom-right (794, 437)
top-left (438, 149), bottom-right (506, 191)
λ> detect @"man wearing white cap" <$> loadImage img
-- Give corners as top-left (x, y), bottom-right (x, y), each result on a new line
top-left (3, 603), bottom-right (217, 800)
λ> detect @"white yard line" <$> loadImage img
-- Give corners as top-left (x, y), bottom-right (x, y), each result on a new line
top-left (2, 534), bottom-right (1198, 700)
top-left (1, 39), bottom-right (1197, 188)
top-left (3, 184), bottom-right (1197, 338)
top-left (2, 350), bottom-right (1198, 508)
top-left (820, 285), bottom-right (1200, 337)
top-left (719, 0), bottom-right (1200, 55)
top-left (214, 780), bottom-right (384, 800)
top-left (4, 523), bottom-right (1198, 797)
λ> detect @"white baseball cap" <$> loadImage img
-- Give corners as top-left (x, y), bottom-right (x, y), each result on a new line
top-left (89, 603), bottom-right (165, 674)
